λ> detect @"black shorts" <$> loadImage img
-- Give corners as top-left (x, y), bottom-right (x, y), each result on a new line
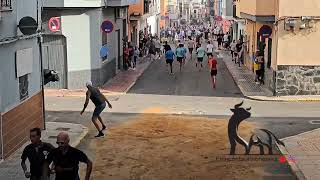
top-left (156, 48), bottom-right (161, 53)
top-left (207, 53), bottom-right (213, 56)
top-left (197, 57), bottom-right (203, 62)
top-left (166, 59), bottom-right (173, 64)
top-left (189, 48), bottom-right (193, 53)
top-left (93, 103), bottom-right (106, 117)
top-left (177, 57), bottom-right (184, 62)
top-left (211, 69), bottom-right (217, 76)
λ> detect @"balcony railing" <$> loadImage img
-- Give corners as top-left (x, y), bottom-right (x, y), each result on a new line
top-left (0, 0), bottom-right (12, 10)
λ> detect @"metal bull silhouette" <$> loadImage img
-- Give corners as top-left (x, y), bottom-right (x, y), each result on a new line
top-left (228, 101), bottom-right (285, 155)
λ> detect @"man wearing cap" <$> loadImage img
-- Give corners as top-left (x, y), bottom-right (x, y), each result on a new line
top-left (80, 81), bottom-right (112, 138)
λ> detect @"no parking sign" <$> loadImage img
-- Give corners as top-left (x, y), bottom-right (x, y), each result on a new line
top-left (101, 20), bottom-right (114, 34)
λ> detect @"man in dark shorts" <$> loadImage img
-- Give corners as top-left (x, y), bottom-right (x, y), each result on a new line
top-left (175, 44), bottom-right (186, 72)
top-left (81, 81), bottom-right (112, 137)
top-left (208, 55), bottom-right (218, 88)
top-left (46, 132), bottom-right (92, 180)
top-left (165, 47), bottom-right (175, 74)
top-left (196, 43), bottom-right (205, 71)
top-left (21, 128), bottom-right (55, 180)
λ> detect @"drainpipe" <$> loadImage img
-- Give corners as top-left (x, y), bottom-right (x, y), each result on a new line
top-left (36, 0), bottom-right (46, 130)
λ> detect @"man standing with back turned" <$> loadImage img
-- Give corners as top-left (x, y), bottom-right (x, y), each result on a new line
top-left (81, 81), bottom-right (112, 138)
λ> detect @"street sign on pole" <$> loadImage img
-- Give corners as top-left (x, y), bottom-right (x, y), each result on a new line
top-left (101, 20), bottom-right (114, 34)
top-left (48, 17), bottom-right (61, 33)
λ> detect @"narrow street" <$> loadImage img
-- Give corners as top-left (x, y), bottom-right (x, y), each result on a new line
top-left (2, 0), bottom-right (320, 180)
top-left (129, 46), bottom-right (242, 97)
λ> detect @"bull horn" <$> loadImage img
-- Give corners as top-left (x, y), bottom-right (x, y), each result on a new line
top-left (234, 101), bottom-right (244, 109)
top-left (246, 107), bottom-right (251, 111)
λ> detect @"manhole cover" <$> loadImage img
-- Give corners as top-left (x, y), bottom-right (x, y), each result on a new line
top-left (309, 120), bottom-right (320, 124)
top-left (48, 136), bottom-right (57, 139)
top-left (56, 127), bottom-right (70, 131)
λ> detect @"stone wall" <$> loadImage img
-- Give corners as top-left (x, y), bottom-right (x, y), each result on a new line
top-left (276, 66), bottom-right (320, 95)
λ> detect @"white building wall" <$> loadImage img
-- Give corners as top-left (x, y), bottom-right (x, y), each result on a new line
top-left (0, 0), bottom-right (41, 112)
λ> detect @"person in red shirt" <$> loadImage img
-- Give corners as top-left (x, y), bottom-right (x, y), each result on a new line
top-left (208, 55), bottom-right (218, 89)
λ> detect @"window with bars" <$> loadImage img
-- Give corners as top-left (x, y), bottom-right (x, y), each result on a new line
top-left (0, 0), bottom-right (12, 10)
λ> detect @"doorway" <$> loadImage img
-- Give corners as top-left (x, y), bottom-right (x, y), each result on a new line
top-left (42, 35), bottom-right (68, 89)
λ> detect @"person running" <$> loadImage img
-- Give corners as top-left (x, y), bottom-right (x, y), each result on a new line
top-left (163, 41), bottom-right (171, 54)
top-left (230, 40), bottom-right (237, 61)
top-left (133, 46), bottom-right (140, 70)
top-left (154, 38), bottom-right (162, 59)
top-left (196, 43), bottom-right (206, 71)
top-left (165, 47), bottom-right (175, 74)
top-left (45, 132), bottom-right (93, 180)
top-left (21, 128), bottom-right (55, 180)
top-left (175, 43), bottom-right (187, 72)
top-left (206, 41), bottom-right (214, 57)
top-left (208, 54), bottom-right (218, 88)
top-left (217, 34), bottom-right (223, 49)
top-left (187, 38), bottom-right (195, 56)
top-left (81, 81), bottom-right (112, 138)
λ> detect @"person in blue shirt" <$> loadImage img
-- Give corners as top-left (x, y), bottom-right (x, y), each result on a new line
top-left (165, 47), bottom-right (175, 74)
top-left (175, 44), bottom-right (187, 72)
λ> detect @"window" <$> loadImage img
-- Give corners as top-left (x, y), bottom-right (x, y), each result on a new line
top-left (0, 0), bottom-right (12, 10)
top-left (19, 74), bottom-right (29, 101)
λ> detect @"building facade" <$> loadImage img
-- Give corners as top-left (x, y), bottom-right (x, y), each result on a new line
top-left (239, 0), bottom-right (320, 96)
top-left (42, 0), bottom-right (135, 89)
top-left (0, 0), bottom-right (44, 159)
top-left (129, 0), bottom-right (161, 47)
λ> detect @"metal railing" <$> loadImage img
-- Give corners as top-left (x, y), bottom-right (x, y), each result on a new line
top-left (0, 0), bottom-right (12, 10)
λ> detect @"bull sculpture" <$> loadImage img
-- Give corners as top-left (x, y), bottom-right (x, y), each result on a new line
top-left (43, 69), bottom-right (59, 85)
top-left (228, 101), bottom-right (285, 155)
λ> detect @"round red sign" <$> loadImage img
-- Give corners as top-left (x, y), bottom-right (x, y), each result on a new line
top-left (48, 17), bottom-right (61, 33)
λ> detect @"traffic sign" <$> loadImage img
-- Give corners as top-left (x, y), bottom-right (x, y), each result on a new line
top-left (48, 17), bottom-right (61, 32)
top-left (101, 20), bottom-right (114, 34)
top-left (259, 25), bottom-right (272, 38)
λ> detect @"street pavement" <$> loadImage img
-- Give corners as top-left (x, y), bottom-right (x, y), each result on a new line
top-left (129, 44), bottom-right (243, 97)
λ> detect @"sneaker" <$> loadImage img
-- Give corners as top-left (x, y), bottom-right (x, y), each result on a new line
top-left (95, 131), bottom-right (104, 138)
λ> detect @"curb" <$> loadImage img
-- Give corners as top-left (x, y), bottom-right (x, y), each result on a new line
top-left (44, 60), bottom-right (153, 97)
top-left (218, 50), bottom-right (320, 102)
top-left (276, 145), bottom-right (307, 180)
top-left (70, 124), bottom-right (89, 148)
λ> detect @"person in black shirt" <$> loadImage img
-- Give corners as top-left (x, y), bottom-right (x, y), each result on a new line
top-left (21, 128), bottom-right (55, 180)
top-left (163, 41), bottom-right (171, 54)
top-left (81, 81), bottom-right (112, 137)
top-left (46, 132), bottom-right (92, 180)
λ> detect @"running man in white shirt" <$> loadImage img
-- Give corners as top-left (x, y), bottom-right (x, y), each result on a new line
top-left (206, 41), bottom-right (214, 57)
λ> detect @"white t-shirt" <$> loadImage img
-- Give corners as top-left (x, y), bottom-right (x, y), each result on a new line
top-left (206, 44), bottom-right (214, 53)
top-left (224, 34), bottom-right (229, 42)
top-left (230, 42), bottom-right (237, 51)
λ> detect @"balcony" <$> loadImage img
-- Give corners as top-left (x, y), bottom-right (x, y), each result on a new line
top-left (42, 0), bottom-right (105, 8)
top-left (239, 0), bottom-right (275, 22)
top-left (0, 0), bottom-right (12, 10)
top-left (108, 0), bottom-right (138, 7)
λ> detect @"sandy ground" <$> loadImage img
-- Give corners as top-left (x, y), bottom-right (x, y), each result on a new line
top-left (78, 112), bottom-right (293, 180)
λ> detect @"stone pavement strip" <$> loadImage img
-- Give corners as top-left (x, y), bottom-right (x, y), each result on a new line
top-left (217, 48), bottom-right (320, 102)
top-left (278, 128), bottom-right (320, 180)
top-left (0, 122), bottom-right (88, 180)
top-left (102, 57), bottom-right (153, 93)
